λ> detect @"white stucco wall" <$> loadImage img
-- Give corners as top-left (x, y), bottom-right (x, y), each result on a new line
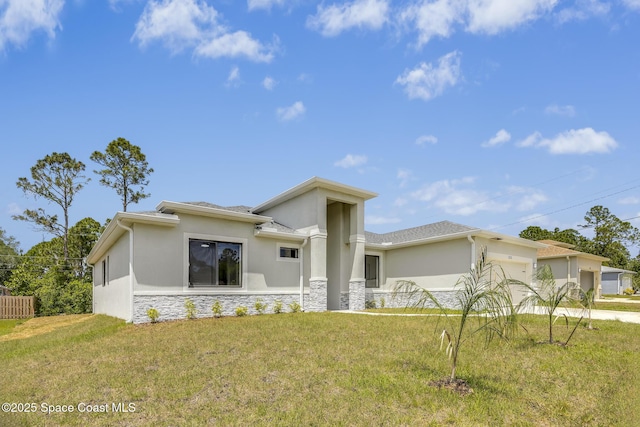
top-left (383, 238), bottom-right (470, 290)
top-left (93, 232), bottom-right (132, 321)
top-left (131, 213), bottom-right (302, 295)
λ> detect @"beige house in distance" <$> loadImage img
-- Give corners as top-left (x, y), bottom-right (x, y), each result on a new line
top-left (536, 240), bottom-right (609, 298)
top-left (87, 177), bottom-right (543, 323)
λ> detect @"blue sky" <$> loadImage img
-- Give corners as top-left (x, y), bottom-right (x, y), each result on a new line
top-left (1, 0), bottom-right (639, 253)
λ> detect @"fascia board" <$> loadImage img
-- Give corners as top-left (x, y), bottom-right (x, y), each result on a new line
top-left (254, 229), bottom-right (308, 242)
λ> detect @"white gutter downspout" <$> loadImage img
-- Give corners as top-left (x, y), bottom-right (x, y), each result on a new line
top-left (300, 238), bottom-right (309, 311)
top-left (467, 235), bottom-right (476, 270)
top-left (117, 220), bottom-right (134, 323)
top-left (617, 272), bottom-right (624, 295)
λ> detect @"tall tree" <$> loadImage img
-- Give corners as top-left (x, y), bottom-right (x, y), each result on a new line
top-left (13, 152), bottom-right (89, 260)
top-left (519, 226), bottom-right (590, 251)
top-left (90, 138), bottom-right (154, 212)
top-left (0, 228), bottom-right (20, 287)
top-left (579, 206), bottom-right (640, 268)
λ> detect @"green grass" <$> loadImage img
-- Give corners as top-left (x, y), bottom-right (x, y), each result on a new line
top-left (591, 302), bottom-right (640, 312)
top-left (0, 319), bottom-right (27, 336)
top-left (601, 294), bottom-right (640, 301)
top-left (2, 313), bottom-right (640, 426)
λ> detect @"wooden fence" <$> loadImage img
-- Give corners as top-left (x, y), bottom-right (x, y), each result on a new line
top-left (0, 296), bottom-right (35, 319)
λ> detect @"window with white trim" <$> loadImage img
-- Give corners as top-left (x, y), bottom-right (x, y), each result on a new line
top-left (101, 256), bottom-right (109, 286)
top-left (189, 239), bottom-right (242, 287)
top-left (277, 242), bottom-right (301, 262)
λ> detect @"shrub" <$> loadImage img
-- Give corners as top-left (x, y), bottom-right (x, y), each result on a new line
top-left (147, 308), bottom-right (160, 323)
top-left (288, 301), bottom-right (301, 313)
top-left (212, 300), bottom-right (223, 318)
top-left (273, 300), bottom-right (283, 314)
top-left (185, 298), bottom-right (197, 319)
top-left (623, 287), bottom-right (635, 296)
top-left (254, 298), bottom-right (267, 315)
top-left (380, 297), bottom-right (386, 308)
top-left (235, 306), bottom-right (248, 317)
top-left (365, 300), bottom-right (377, 309)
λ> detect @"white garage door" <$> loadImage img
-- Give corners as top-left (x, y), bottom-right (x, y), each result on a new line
top-left (493, 261), bottom-right (529, 305)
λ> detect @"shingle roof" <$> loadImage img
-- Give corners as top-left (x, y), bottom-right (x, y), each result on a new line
top-left (257, 221), bottom-right (298, 234)
top-left (365, 221), bottom-right (478, 244)
top-left (537, 243), bottom-right (609, 261)
top-left (180, 202), bottom-right (254, 214)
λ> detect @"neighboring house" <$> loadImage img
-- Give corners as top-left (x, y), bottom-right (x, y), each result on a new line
top-left (536, 240), bottom-right (609, 298)
top-left (0, 285), bottom-right (11, 296)
top-left (601, 266), bottom-right (636, 295)
top-left (87, 177), bottom-right (543, 323)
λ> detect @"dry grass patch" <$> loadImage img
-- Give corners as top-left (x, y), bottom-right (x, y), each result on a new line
top-left (0, 314), bottom-right (92, 342)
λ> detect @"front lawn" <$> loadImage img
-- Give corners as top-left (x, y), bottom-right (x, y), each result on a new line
top-left (2, 313), bottom-right (639, 426)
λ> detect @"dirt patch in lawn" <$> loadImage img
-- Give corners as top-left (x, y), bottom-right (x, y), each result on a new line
top-left (429, 378), bottom-right (474, 396)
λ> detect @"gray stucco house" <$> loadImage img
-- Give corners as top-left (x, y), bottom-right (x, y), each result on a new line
top-left (601, 266), bottom-right (636, 295)
top-left (87, 177), bottom-right (543, 323)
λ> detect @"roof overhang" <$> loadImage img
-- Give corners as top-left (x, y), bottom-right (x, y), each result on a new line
top-left (87, 212), bottom-right (180, 264)
top-left (538, 252), bottom-right (610, 262)
top-left (157, 201), bottom-right (272, 224)
top-left (253, 177), bottom-right (378, 213)
top-left (365, 229), bottom-right (546, 251)
top-left (253, 228), bottom-right (308, 242)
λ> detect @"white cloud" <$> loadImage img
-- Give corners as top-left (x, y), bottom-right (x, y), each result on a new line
top-left (506, 186), bottom-right (548, 211)
top-left (262, 76), bottom-right (276, 90)
top-left (482, 129), bottom-right (511, 148)
top-left (226, 66), bottom-right (240, 87)
top-left (276, 101), bottom-right (306, 121)
top-left (394, 197), bottom-right (408, 207)
top-left (365, 215), bottom-right (402, 225)
top-left (6, 202), bottom-right (21, 215)
top-left (0, 0), bottom-right (64, 51)
top-left (466, 0), bottom-right (558, 35)
top-left (398, 0), bottom-right (464, 48)
top-left (619, 196), bottom-right (640, 205)
top-left (544, 104), bottom-right (576, 117)
top-left (516, 131), bottom-right (542, 147)
top-left (622, 0), bottom-right (640, 10)
top-left (397, 169), bottom-right (412, 188)
top-left (194, 31), bottom-right (276, 62)
top-left (411, 177), bottom-right (547, 216)
top-left (109, 0), bottom-right (138, 11)
top-left (518, 128), bottom-right (618, 154)
top-left (307, 0), bottom-right (389, 37)
top-left (247, 0), bottom-right (286, 12)
top-left (395, 50), bottom-right (462, 101)
top-left (415, 134), bottom-right (438, 145)
top-left (334, 154), bottom-right (368, 168)
top-left (132, 0), bottom-right (275, 62)
top-left (556, 0), bottom-right (610, 24)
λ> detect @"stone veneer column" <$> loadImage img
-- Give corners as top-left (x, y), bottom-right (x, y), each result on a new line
top-left (348, 280), bottom-right (365, 311)
top-left (348, 232), bottom-right (366, 311)
top-left (307, 228), bottom-right (328, 312)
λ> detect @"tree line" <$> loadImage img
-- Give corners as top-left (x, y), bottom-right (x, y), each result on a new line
top-left (0, 138), bottom-right (152, 315)
top-left (519, 205), bottom-right (640, 289)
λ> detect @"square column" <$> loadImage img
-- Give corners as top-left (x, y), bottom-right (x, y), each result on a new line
top-left (308, 228), bottom-right (328, 312)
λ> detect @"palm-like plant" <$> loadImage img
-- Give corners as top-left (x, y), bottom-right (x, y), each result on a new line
top-left (518, 265), bottom-right (574, 344)
top-left (394, 249), bottom-right (516, 381)
top-left (579, 288), bottom-right (596, 330)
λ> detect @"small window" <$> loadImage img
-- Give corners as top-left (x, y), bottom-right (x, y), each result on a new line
top-left (101, 259), bottom-right (107, 286)
top-left (365, 255), bottom-right (379, 288)
top-left (189, 239), bottom-right (242, 287)
top-left (279, 247), bottom-right (299, 259)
